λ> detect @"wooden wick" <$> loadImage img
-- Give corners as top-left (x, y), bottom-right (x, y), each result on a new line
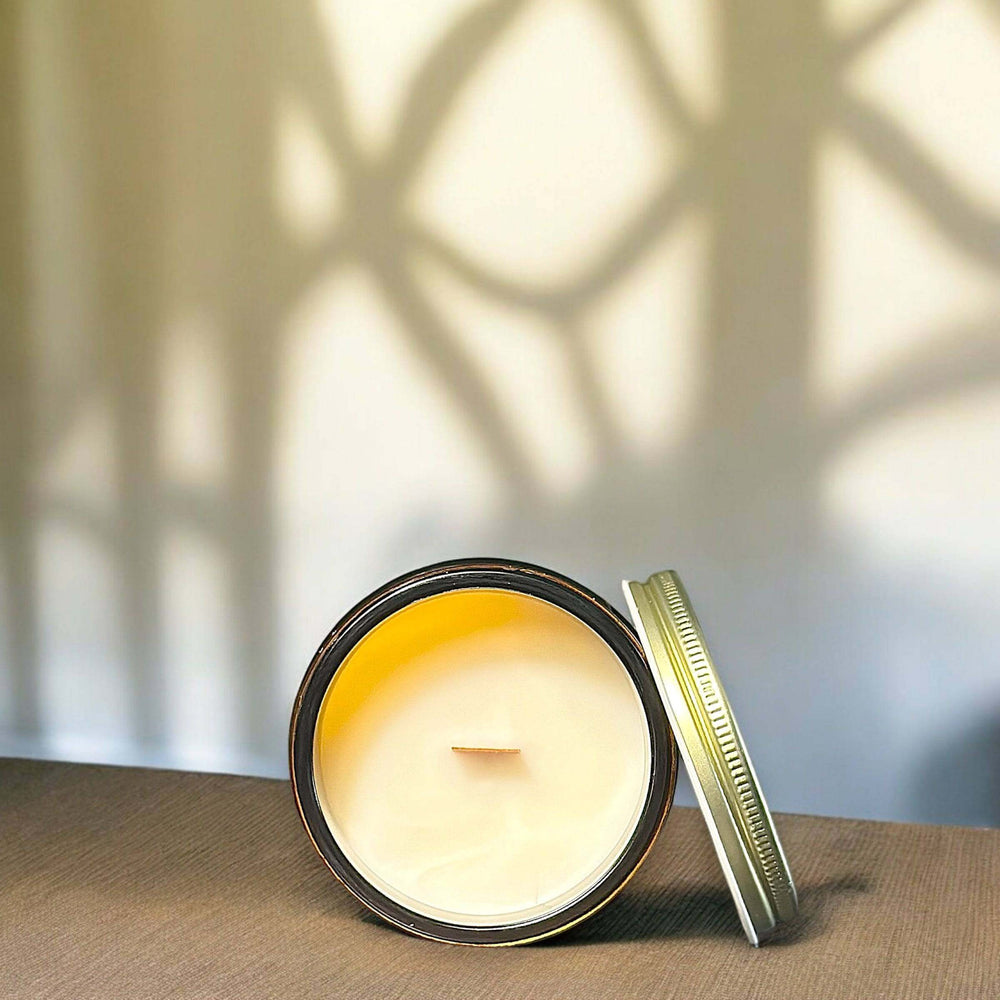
top-left (451, 746), bottom-right (521, 754)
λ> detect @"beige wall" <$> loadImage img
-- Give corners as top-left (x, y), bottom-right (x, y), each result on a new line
top-left (2, 0), bottom-right (999, 824)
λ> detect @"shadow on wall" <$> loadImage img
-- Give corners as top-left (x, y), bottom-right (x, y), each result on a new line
top-left (2, 0), bottom-right (999, 823)
top-left (917, 712), bottom-right (1000, 828)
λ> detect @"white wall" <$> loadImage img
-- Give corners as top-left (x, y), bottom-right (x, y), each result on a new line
top-left (2, 0), bottom-right (999, 825)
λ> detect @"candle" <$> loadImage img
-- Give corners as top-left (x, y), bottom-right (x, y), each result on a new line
top-left (316, 588), bottom-right (646, 923)
top-left (292, 561), bottom-right (676, 944)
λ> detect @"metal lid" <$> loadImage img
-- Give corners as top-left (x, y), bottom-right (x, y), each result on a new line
top-left (623, 571), bottom-right (798, 945)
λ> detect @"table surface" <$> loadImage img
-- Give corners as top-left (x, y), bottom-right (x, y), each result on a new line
top-left (1, 758), bottom-right (997, 999)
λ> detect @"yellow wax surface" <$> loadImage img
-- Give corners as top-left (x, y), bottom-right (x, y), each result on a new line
top-left (314, 589), bottom-right (651, 926)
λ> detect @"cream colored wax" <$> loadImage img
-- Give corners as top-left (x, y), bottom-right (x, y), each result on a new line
top-left (313, 589), bottom-right (650, 926)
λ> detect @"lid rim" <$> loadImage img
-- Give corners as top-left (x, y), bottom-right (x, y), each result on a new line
top-left (623, 571), bottom-right (798, 945)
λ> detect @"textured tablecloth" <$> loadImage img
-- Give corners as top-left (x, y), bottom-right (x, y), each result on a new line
top-left (1, 758), bottom-right (997, 998)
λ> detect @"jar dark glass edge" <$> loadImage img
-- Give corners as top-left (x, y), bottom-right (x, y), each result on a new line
top-left (288, 557), bottom-right (679, 946)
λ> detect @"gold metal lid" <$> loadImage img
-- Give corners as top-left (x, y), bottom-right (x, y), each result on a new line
top-left (623, 570), bottom-right (798, 945)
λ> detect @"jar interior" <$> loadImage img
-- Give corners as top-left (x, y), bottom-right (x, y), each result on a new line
top-left (312, 587), bottom-right (652, 928)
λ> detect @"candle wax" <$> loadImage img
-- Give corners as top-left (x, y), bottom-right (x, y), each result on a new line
top-left (313, 589), bottom-right (650, 927)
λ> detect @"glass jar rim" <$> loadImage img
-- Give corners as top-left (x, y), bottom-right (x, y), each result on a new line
top-left (289, 557), bottom-right (678, 945)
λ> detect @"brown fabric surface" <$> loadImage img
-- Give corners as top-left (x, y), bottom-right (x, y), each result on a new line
top-left (0, 758), bottom-right (996, 999)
